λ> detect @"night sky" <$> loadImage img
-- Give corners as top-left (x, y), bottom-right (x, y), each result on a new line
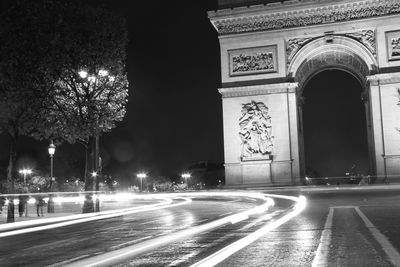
top-left (0, 1), bottom-right (370, 182)
top-left (0, 0), bottom-right (223, 181)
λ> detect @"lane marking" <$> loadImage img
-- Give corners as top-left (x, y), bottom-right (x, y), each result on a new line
top-left (354, 207), bottom-right (400, 266)
top-left (312, 207), bottom-right (334, 267)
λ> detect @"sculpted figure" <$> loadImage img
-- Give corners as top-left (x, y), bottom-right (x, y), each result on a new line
top-left (239, 101), bottom-right (273, 159)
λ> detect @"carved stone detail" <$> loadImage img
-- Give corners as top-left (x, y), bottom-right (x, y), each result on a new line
top-left (286, 37), bottom-right (314, 65)
top-left (232, 52), bottom-right (274, 74)
top-left (211, 0), bottom-right (400, 35)
top-left (286, 29), bottom-right (376, 66)
top-left (239, 101), bottom-right (273, 160)
top-left (397, 88), bottom-right (400, 106)
top-left (344, 29), bottom-right (376, 56)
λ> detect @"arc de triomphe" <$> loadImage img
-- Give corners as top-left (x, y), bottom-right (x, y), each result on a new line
top-left (208, 0), bottom-right (400, 186)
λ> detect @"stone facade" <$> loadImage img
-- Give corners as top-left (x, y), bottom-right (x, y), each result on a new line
top-left (209, 0), bottom-right (400, 186)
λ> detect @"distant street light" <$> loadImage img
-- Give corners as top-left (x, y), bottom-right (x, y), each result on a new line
top-left (48, 141), bottom-right (56, 213)
top-left (19, 168), bottom-right (32, 184)
top-left (137, 173), bottom-right (147, 192)
top-left (181, 173), bottom-right (191, 185)
top-left (78, 70), bottom-right (88, 78)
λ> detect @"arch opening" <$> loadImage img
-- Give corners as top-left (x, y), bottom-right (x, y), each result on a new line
top-left (302, 69), bottom-right (371, 182)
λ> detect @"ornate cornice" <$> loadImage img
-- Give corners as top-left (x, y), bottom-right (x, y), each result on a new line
top-left (367, 72), bottom-right (400, 85)
top-left (209, 0), bottom-right (400, 35)
top-left (219, 82), bottom-right (298, 98)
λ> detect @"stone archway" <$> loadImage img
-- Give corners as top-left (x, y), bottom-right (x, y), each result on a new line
top-left (288, 35), bottom-right (378, 179)
top-left (211, 0), bottom-right (400, 186)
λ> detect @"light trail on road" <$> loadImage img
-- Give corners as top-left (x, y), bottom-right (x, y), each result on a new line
top-left (191, 195), bottom-right (306, 267)
top-left (0, 195), bottom-right (191, 237)
top-left (63, 192), bottom-right (303, 267)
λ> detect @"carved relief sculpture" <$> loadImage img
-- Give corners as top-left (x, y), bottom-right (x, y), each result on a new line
top-left (239, 101), bottom-right (273, 160)
top-left (396, 88), bottom-right (400, 133)
top-left (286, 37), bottom-right (313, 65)
top-left (344, 29), bottom-right (376, 56)
top-left (393, 38), bottom-right (400, 57)
top-left (387, 31), bottom-right (400, 61)
top-left (232, 52), bottom-right (274, 73)
top-left (229, 46), bottom-right (277, 76)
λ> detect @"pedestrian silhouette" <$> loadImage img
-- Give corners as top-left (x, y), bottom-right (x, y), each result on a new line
top-left (0, 196), bottom-right (5, 214)
top-left (36, 196), bottom-right (45, 217)
top-left (18, 195), bottom-right (26, 217)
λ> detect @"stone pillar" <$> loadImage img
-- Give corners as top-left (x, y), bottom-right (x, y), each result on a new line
top-left (219, 82), bottom-right (301, 186)
top-left (368, 73), bottom-right (400, 182)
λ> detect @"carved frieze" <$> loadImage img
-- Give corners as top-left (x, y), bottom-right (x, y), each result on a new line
top-left (239, 101), bottom-right (273, 160)
top-left (211, 0), bottom-right (400, 35)
top-left (344, 29), bottom-right (376, 56)
top-left (397, 88), bottom-right (400, 106)
top-left (232, 52), bottom-right (273, 73)
top-left (229, 46), bottom-right (277, 76)
top-left (386, 30), bottom-right (400, 61)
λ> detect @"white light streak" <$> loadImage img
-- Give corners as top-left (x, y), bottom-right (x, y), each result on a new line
top-left (190, 195), bottom-right (306, 267)
top-left (0, 196), bottom-right (190, 237)
top-left (64, 192), bottom-right (276, 267)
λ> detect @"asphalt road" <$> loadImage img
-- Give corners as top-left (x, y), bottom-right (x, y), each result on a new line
top-left (0, 188), bottom-right (399, 267)
top-left (221, 188), bottom-right (400, 267)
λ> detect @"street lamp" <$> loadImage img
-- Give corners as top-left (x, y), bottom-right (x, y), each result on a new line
top-left (48, 141), bottom-right (56, 213)
top-left (181, 173), bottom-right (191, 185)
top-left (19, 169), bottom-right (32, 184)
top-left (136, 173), bottom-right (147, 192)
top-left (78, 69), bottom-right (112, 200)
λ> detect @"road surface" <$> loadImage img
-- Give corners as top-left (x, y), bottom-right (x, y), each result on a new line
top-left (0, 188), bottom-right (399, 266)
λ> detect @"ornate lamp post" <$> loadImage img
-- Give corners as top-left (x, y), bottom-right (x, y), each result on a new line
top-left (47, 141), bottom-right (56, 213)
top-left (136, 173), bottom-right (146, 192)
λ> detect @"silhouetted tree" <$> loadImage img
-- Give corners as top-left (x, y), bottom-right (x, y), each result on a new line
top-left (0, 0), bottom-right (128, 218)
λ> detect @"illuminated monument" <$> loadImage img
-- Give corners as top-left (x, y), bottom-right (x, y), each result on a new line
top-left (209, 0), bottom-right (400, 186)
